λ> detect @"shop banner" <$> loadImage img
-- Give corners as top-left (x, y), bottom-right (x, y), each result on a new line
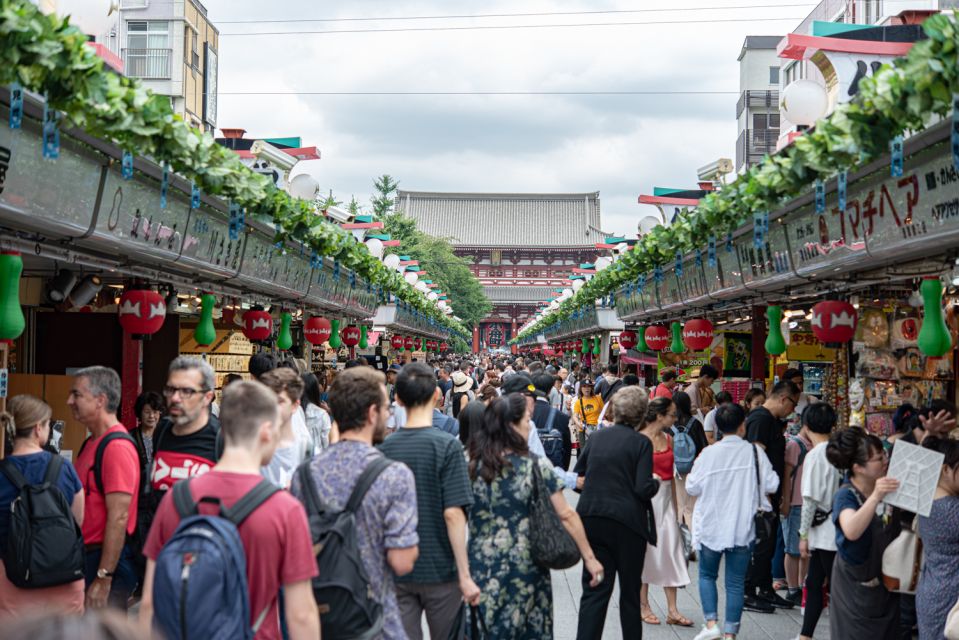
top-left (786, 332), bottom-right (837, 362)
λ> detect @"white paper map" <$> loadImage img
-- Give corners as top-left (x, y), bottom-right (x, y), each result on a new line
top-left (884, 439), bottom-right (944, 517)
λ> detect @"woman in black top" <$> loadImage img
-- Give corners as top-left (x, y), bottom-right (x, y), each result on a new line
top-left (575, 386), bottom-right (660, 640)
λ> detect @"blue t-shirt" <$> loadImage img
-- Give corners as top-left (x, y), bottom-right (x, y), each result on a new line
top-left (0, 451), bottom-right (82, 547)
top-left (832, 485), bottom-right (871, 565)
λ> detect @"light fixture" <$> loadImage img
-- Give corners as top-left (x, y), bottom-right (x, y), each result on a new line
top-left (781, 79), bottom-right (829, 127)
top-left (288, 173), bottom-right (320, 201)
top-left (67, 274), bottom-right (103, 307)
top-left (47, 268), bottom-right (78, 303)
top-left (383, 254), bottom-right (401, 270)
top-left (365, 237), bottom-right (384, 259)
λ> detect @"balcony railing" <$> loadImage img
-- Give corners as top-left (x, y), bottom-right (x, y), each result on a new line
top-left (736, 90), bottom-right (779, 119)
top-left (122, 48), bottom-right (172, 79)
top-left (736, 128), bottom-right (779, 171)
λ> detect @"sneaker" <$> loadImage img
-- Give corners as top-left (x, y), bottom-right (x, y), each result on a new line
top-left (693, 625), bottom-right (723, 640)
top-left (743, 595), bottom-right (775, 613)
top-left (757, 589), bottom-right (795, 609)
top-left (785, 588), bottom-right (803, 606)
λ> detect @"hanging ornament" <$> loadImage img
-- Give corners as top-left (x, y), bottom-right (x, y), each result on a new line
top-left (440, 341), bottom-right (449, 352)
top-left (0, 252), bottom-right (24, 341)
top-left (918, 278), bottom-right (952, 357)
top-left (277, 312), bottom-right (293, 350)
top-left (304, 316), bottom-right (332, 345)
top-left (580, 337), bottom-right (590, 354)
top-left (592, 336), bottom-right (601, 356)
top-left (391, 334), bottom-right (405, 351)
top-left (341, 325), bottom-right (361, 347)
top-left (811, 301), bottom-right (858, 344)
top-left (414, 337), bottom-right (423, 351)
top-left (359, 325), bottom-right (369, 349)
top-left (618, 330), bottom-right (638, 350)
top-left (682, 318), bottom-right (714, 351)
top-left (193, 293), bottom-right (216, 347)
top-left (328, 319), bottom-right (342, 349)
top-left (645, 325), bottom-right (669, 351)
top-left (765, 306), bottom-right (787, 356)
top-left (242, 307), bottom-right (273, 343)
top-left (670, 322), bottom-right (685, 354)
top-left (117, 289), bottom-right (166, 338)
top-left (405, 336), bottom-right (415, 351)
top-left (636, 326), bottom-right (649, 353)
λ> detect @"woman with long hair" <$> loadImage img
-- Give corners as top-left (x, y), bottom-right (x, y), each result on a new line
top-left (671, 391), bottom-right (709, 538)
top-left (301, 372), bottom-right (331, 454)
top-left (826, 428), bottom-right (900, 639)
top-left (741, 389), bottom-right (766, 414)
top-left (130, 391), bottom-right (164, 594)
top-left (457, 400), bottom-right (486, 447)
top-left (571, 380), bottom-right (603, 453)
top-left (467, 393), bottom-right (601, 638)
top-left (638, 397), bottom-right (692, 627)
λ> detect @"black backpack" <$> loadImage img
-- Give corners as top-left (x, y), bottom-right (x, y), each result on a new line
top-left (296, 457), bottom-right (393, 640)
top-left (78, 430), bottom-right (138, 496)
top-left (538, 408), bottom-right (564, 468)
top-left (0, 455), bottom-right (85, 588)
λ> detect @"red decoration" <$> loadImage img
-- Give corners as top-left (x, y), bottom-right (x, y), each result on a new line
top-left (440, 341), bottom-right (448, 351)
top-left (391, 335), bottom-right (405, 350)
top-left (304, 316), bottom-right (332, 345)
top-left (242, 309), bottom-right (273, 342)
top-left (413, 337), bottom-right (422, 350)
top-left (341, 325), bottom-right (361, 347)
top-left (645, 325), bottom-right (669, 351)
top-left (618, 330), bottom-right (638, 350)
top-left (118, 289), bottom-right (166, 337)
top-left (405, 336), bottom-right (415, 350)
top-left (811, 300), bottom-right (858, 343)
top-left (682, 319), bottom-right (714, 351)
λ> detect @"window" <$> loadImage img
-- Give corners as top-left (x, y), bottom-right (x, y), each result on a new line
top-left (769, 66), bottom-right (780, 85)
top-left (125, 21), bottom-right (170, 78)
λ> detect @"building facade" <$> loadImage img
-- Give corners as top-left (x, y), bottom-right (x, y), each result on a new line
top-left (736, 36), bottom-right (782, 173)
top-left (397, 191), bottom-right (605, 352)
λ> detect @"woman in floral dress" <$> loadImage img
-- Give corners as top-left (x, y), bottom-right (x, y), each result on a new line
top-left (467, 393), bottom-right (602, 639)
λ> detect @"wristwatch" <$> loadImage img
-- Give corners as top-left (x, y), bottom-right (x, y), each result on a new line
top-left (96, 568), bottom-right (115, 579)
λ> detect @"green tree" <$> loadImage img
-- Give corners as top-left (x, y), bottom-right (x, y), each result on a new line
top-left (371, 174), bottom-right (400, 218)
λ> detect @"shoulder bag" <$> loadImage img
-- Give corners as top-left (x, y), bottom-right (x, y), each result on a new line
top-left (528, 456), bottom-right (580, 570)
top-left (751, 444), bottom-right (777, 551)
top-left (882, 514), bottom-right (924, 594)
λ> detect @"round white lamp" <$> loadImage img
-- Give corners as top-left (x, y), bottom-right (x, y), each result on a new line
top-left (404, 271), bottom-right (419, 285)
top-left (364, 237), bottom-right (384, 259)
top-left (288, 173), bottom-right (320, 201)
top-left (781, 79), bottom-right (829, 127)
top-left (383, 253), bottom-right (401, 270)
top-left (549, 300), bottom-right (560, 310)
top-left (595, 256), bottom-right (612, 271)
top-left (415, 281), bottom-right (428, 293)
top-left (638, 215), bottom-right (662, 235)
top-left (572, 279), bottom-right (584, 292)
top-left (428, 291), bottom-right (438, 301)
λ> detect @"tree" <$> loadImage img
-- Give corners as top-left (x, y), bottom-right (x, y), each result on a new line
top-left (371, 174), bottom-right (400, 218)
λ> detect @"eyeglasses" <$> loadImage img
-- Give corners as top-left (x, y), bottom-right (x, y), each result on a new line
top-left (868, 452), bottom-right (889, 463)
top-left (784, 396), bottom-right (799, 407)
top-left (162, 385), bottom-right (207, 399)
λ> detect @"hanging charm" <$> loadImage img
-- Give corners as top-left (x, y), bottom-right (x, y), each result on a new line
top-left (890, 135), bottom-right (904, 177)
top-left (228, 202), bottom-right (244, 240)
top-left (9, 83), bottom-right (22, 130)
top-left (191, 182), bottom-right (201, 209)
top-left (637, 274), bottom-right (646, 292)
top-left (753, 212), bottom-right (768, 249)
top-left (310, 251), bottom-right (321, 269)
top-left (41, 101), bottom-right (59, 159)
top-left (675, 251), bottom-right (683, 277)
top-left (725, 233), bottom-right (733, 253)
top-left (121, 151), bottom-right (134, 180)
top-left (838, 170), bottom-right (848, 212)
top-left (160, 163), bottom-right (169, 209)
top-left (654, 266), bottom-right (664, 284)
top-left (707, 236), bottom-right (717, 267)
top-left (695, 248), bottom-right (703, 268)
top-left (814, 179), bottom-right (825, 214)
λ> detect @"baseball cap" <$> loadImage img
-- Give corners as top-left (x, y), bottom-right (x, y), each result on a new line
top-left (500, 373), bottom-right (536, 397)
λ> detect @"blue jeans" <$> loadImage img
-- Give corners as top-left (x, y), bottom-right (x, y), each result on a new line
top-left (84, 544), bottom-right (138, 610)
top-left (699, 543), bottom-right (753, 636)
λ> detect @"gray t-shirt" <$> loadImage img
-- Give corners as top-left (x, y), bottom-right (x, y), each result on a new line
top-left (262, 440), bottom-right (304, 489)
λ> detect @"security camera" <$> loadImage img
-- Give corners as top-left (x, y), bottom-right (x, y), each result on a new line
top-left (697, 158), bottom-right (733, 183)
top-left (250, 140), bottom-right (299, 174)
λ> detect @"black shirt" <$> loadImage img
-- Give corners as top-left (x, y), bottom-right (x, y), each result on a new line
top-left (532, 398), bottom-right (572, 471)
top-left (746, 406), bottom-right (786, 507)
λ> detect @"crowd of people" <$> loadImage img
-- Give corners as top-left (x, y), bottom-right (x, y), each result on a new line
top-left (0, 351), bottom-right (957, 640)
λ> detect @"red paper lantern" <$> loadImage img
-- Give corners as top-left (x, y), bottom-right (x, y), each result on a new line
top-left (811, 300), bottom-right (858, 343)
top-left (405, 336), bottom-right (415, 350)
top-left (118, 289), bottom-right (166, 337)
top-left (440, 342), bottom-right (448, 352)
top-left (618, 330), bottom-right (638, 350)
top-left (242, 309), bottom-right (273, 342)
top-left (645, 325), bottom-right (669, 351)
top-left (304, 316), bottom-right (332, 345)
top-left (341, 325), bottom-right (361, 347)
top-left (413, 337), bottom-right (422, 350)
top-left (682, 319), bottom-right (714, 351)
top-left (391, 335), bottom-right (405, 350)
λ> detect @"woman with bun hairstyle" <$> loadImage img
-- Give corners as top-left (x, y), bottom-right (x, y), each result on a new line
top-left (916, 436), bottom-right (959, 640)
top-left (826, 427), bottom-right (900, 639)
top-left (0, 395), bottom-right (85, 617)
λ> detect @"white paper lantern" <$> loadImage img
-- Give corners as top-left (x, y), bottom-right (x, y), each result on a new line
top-left (781, 79), bottom-right (829, 127)
top-left (549, 300), bottom-right (560, 310)
top-left (415, 281), bottom-right (429, 293)
top-left (364, 237), bottom-right (384, 259)
top-left (595, 256), bottom-right (612, 271)
top-left (444, 307), bottom-right (453, 314)
top-left (638, 215), bottom-right (663, 235)
top-left (428, 291), bottom-right (438, 301)
top-left (404, 271), bottom-right (419, 285)
top-left (56, 0), bottom-right (118, 35)
top-left (438, 300), bottom-right (448, 309)
top-left (615, 242), bottom-right (628, 254)
top-left (288, 173), bottom-right (320, 200)
top-left (572, 279), bottom-right (584, 292)
top-left (383, 253), bottom-right (401, 270)
top-left (561, 288), bottom-right (573, 299)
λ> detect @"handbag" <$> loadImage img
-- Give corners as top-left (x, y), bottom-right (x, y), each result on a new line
top-left (882, 515), bottom-right (924, 594)
top-left (528, 456), bottom-right (581, 570)
top-left (751, 444), bottom-right (777, 547)
top-left (467, 605), bottom-right (488, 640)
top-left (945, 594), bottom-right (959, 640)
top-left (679, 523), bottom-right (694, 562)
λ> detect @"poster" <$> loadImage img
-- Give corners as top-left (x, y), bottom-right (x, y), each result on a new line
top-left (722, 332), bottom-right (752, 379)
top-left (884, 439), bottom-right (944, 517)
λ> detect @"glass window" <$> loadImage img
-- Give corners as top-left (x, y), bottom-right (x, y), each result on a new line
top-left (769, 66), bottom-right (780, 85)
top-left (127, 21), bottom-right (169, 49)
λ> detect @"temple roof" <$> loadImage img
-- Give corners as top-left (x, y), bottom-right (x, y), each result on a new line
top-left (483, 285), bottom-right (555, 304)
top-left (396, 190), bottom-right (605, 247)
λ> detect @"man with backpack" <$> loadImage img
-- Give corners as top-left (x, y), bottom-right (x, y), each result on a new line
top-left (593, 364), bottom-right (623, 404)
top-left (532, 373), bottom-right (572, 471)
top-left (291, 366), bottom-right (419, 640)
top-left (69, 366), bottom-right (140, 610)
top-left (379, 363), bottom-right (478, 639)
top-left (140, 380), bottom-right (319, 640)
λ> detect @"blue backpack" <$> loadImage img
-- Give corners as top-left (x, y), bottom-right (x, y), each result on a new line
top-left (538, 408), bottom-right (565, 469)
top-left (152, 477), bottom-right (279, 640)
top-left (671, 418), bottom-right (698, 476)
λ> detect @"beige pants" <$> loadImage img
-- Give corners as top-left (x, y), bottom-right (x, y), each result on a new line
top-left (673, 473), bottom-right (697, 532)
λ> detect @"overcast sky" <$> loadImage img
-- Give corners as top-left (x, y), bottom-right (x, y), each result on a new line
top-left (205, 0), bottom-right (810, 237)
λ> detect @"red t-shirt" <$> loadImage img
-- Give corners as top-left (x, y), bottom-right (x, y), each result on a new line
top-left (651, 384), bottom-right (673, 400)
top-left (74, 424), bottom-right (140, 544)
top-left (652, 441), bottom-right (675, 481)
top-left (144, 471), bottom-right (318, 640)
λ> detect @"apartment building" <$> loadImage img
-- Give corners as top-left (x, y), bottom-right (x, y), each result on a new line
top-left (735, 36), bottom-right (782, 173)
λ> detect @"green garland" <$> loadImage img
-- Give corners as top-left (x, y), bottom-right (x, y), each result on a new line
top-left (0, 0), bottom-right (465, 335)
top-left (516, 11), bottom-right (959, 342)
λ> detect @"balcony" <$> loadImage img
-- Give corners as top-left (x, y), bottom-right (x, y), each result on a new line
top-left (122, 48), bottom-right (172, 79)
top-left (736, 90), bottom-right (779, 119)
top-left (736, 128), bottom-right (779, 172)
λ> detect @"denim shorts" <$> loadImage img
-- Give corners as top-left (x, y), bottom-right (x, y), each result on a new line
top-left (781, 505), bottom-right (802, 556)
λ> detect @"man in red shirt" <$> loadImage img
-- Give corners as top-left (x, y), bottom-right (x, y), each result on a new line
top-left (140, 380), bottom-right (319, 640)
top-left (69, 366), bottom-right (140, 610)
top-left (650, 368), bottom-right (679, 400)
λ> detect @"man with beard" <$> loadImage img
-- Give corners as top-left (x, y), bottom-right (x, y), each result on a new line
top-left (291, 366), bottom-right (419, 640)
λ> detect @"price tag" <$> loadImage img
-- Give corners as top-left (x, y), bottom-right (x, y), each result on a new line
top-left (121, 150), bottom-right (134, 179)
top-left (228, 202), bottom-right (244, 240)
top-left (815, 179), bottom-right (825, 214)
top-left (191, 182), bottom-right (201, 208)
top-left (9, 83), bottom-right (22, 130)
top-left (707, 236), bottom-right (717, 267)
top-left (41, 101), bottom-right (59, 159)
top-left (890, 135), bottom-right (904, 177)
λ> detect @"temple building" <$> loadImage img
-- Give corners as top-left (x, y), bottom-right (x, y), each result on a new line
top-left (397, 191), bottom-right (606, 352)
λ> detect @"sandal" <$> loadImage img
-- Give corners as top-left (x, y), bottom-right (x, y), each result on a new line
top-left (666, 613), bottom-right (694, 627)
top-left (772, 580), bottom-right (788, 591)
top-left (641, 607), bottom-right (661, 625)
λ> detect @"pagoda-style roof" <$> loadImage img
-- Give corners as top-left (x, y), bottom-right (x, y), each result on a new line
top-left (483, 285), bottom-right (555, 304)
top-left (397, 190), bottom-right (605, 248)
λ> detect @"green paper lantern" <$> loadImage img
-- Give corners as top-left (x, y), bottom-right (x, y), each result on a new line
top-left (670, 322), bottom-right (685, 354)
top-left (328, 319), bottom-right (342, 349)
top-left (918, 278), bottom-right (952, 357)
top-left (359, 325), bottom-right (369, 349)
top-left (581, 337), bottom-right (589, 354)
top-left (637, 326), bottom-right (649, 353)
top-left (765, 306), bottom-right (787, 356)
top-left (0, 252), bottom-right (25, 341)
top-left (193, 293), bottom-right (216, 347)
top-left (277, 312), bottom-right (293, 351)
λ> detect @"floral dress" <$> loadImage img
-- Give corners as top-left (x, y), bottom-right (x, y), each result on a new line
top-left (468, 454), bottom-right (564, 639)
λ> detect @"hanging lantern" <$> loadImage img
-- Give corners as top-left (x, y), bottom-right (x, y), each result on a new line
top-left (304, 316), bottom-right (332, 345)
top-left (580, 337), bottom-right (589, 354)
top-left (0, 252), bottom-right (25, 341)
top-left (645, 324), bottom-right (669, 351)
top-left (277, 312), bottom-right (293, 350)
top-left (618, 330), bottom-right (637, 350)
top-left (328, 319), bottom-right (342, 349)
top-left (440, 341), bottom-right (448, 352)
top-left (636, 327), bottom-right (649, 353)
top-left (414, 337), bottom-right (423, 351)
top-left (682, 318), bottom-right (714, 351)
top-left (359, 325), bottom-right (369, 349)
top-left (918, 278), bottom-right (952, 357)
top-left (670, 322), bottom-right (685, 354)
top-left (193, 293), bottom-right (216, 347)
top-left (242, 308), bottom-right (273, 342)
top-left (811, 301), bottom-right (858, 344)
top-left (404, 335), bottom-right (415, 350)
top-left (341, 325), bottom-right (361, 347)
top-left (391, 334), bottom-right (405, 351)
top-left (117, 289), bottom-right (166, 338)
top-left (554, 343), bottom-right (564, 356)
top-left (592, 336), bottom-right (601, 356)
top-left (765, 306), bottom-right (787, 356)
